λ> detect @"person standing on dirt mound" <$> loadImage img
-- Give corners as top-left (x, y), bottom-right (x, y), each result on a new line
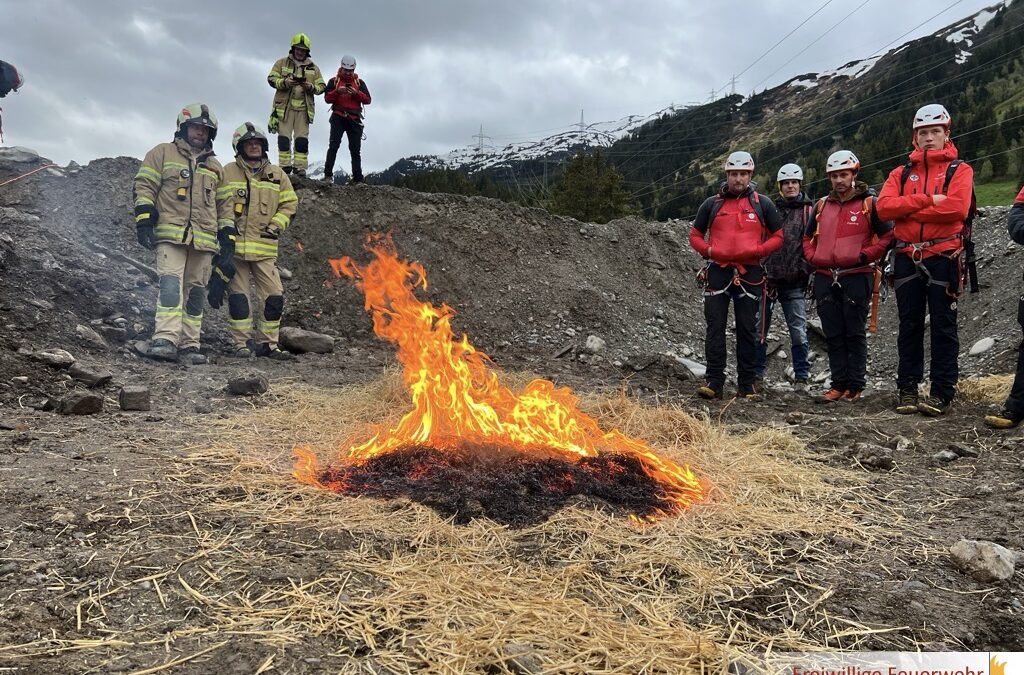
top-left (322, 55), bottom-right (371, 184)
top-left (689, 151), bottom-right (784, 401)
top-left (984, 185), bottom-right (1024, 429)
top-left (267, 33), bottom-right (326, 177)
top-left (755, 163), bottom-right (813, 391)
top-left (803, 151), bottom-right (893, 404)
top-left (877, 104), bottom-right (975, 417)
top-left (208, 123), bottom-right (298, 360)
top-left (133, 103), bottom-right (232, 365)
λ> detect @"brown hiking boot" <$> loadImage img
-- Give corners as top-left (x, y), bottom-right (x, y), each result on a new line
top-left (843, 390), bottom-right (862, 402)
top-left (895, 389), bottom-right (919, 414)
top-left (984, 409), bottom-right (1023, 429)
top-left (816, 388), bottom-right (847, 404)
top-left (697, 383), bottom-right (722, 400)
top-left (918, 395), bottom-right (951, 417)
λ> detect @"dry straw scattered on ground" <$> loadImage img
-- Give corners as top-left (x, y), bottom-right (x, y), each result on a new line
top-left (3, 373), bottom-right (913, 673)
top-left (957, 373), bottom-right (1014, 404)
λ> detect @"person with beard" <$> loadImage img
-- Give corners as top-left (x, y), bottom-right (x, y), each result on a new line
top-left (209, 123), bottom-right (298, 360)
top-left (689, 151), bottom-right (784, 401)
top-left (133, 103), bottom-right (232, 365)
top-left (755, 163), bottom-right (813, 390)
top-left (267, 33), bottom-right (326, 177)
top-left (876, 104), bottom-right (975, 416)
top-left (322, 55), bottom-right (371, 184)
top-left (803, 150), bottom-right (893, 402)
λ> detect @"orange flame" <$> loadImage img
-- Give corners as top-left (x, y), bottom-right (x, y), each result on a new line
top-left (295, 233), bottom-right (704, 515)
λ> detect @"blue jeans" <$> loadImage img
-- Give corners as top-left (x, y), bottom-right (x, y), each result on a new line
top-left (755, 286), bottom-right (810, 379)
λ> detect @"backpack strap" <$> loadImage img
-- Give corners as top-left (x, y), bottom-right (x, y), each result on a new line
top-left (943, 160), bottom-right (962, 193)
top-left (898, 160), bottom-right (914, 194)
top-left (748, 191), bottom-right (766, 226)
top-left (814, 196), bottom-right (826, 218)
top-left (706, 195), bottom-right (725, 225)
top-left (861, 195), bottom-right (874, 218)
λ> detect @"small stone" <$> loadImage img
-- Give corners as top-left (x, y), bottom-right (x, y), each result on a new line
top-left (278, 327), bottom-right (334, 354)
top-left (194, 401), bottom-right (214, 414)
top-left (11, 376), bottom-right (28, 385)
top-left (851, 443), bottom-right (895, 470)
top-left (278, 266), bottom-right (293, 280)
top-left (97, 325), bottom-right (129, 343)
top-left (227, 373), bottom-right (269, 396)
top-left (584, 335), bottom-right (606, 354)
top-left (948, 443), bottom-right (980, 459)
top-left (890, 435), bottom-right (915, 453)
top-left (933, 450), bottom-right (960, 463)
top-left (785, 411), bottom-right (803, 425)
top-left (950, 539), bottom-right (1017, 582)
top-left (75, 324), bottom-right (108, 348)
top-left (119, 386), bottom-right (151, 411)
top-left (502, 642), bottom-right (542, 675)
top-left (969, 337), bottom-right (995, 356)
top-left (564, 327), bottom-right (577, 337)
top-left (59, 391), bottom-right (104, 415)
top-left (68, 364), bottom-right (113, 388)
top-left (31, 349), bottom-right (75, 369)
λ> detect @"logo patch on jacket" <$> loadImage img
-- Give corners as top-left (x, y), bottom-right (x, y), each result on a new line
top-left (747, 213), bottom-right (756, 220)
top-left (909, 174), bottom-right (920, 182)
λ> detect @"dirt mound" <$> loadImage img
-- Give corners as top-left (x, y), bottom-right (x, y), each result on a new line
top-left (3, 155), bottom-right (1021, 400)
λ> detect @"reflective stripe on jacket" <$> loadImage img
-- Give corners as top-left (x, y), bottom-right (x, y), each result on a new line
top-left (268, 56), bottom-right (326, 124)
top-left (217, 158), bottom-right (298, 261)
top-left (133, 138), bottom-right (230, 253)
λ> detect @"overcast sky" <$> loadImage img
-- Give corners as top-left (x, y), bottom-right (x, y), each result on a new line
top-left (0, 0), bottom-right (1002, 173)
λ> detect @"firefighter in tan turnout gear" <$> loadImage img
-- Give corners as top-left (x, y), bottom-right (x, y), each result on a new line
top-left (267, 33), bottom-right (326, 176)
top-left (133, 103), bottom-right (232, 365)
top-left (208, 123), bottom-right (297, 360)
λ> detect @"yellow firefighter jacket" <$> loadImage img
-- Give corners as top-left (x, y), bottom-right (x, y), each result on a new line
top-left (133, 138), bottom-right (231, 253)
top-left (267, 56), bottom-right (326, 129)
top-left (217, 157), bottom-right (298, 261)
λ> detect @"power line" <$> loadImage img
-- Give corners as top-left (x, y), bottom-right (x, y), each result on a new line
top-left (626, 21), bottom-right (1023, 203)
top-left (734, 0), bottom-right (837, 81)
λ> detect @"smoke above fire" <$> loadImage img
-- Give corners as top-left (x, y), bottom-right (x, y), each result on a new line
top-left (294, 233), bottom-right (705, 523)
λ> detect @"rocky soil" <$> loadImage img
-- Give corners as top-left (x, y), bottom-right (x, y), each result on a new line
top-left (0, 147), bottom-right (1022, 670)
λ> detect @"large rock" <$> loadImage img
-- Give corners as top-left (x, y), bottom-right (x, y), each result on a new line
top-left (75, 324), bottom-right (108, 349)
top-left (584, 335), bottom-right (606, 354)
top-left (227, 373), bottom-right (270, 396)
top-left (119, 386), bottom-right (151, 411)
top-left (0, 146), bottom-right (45, 164)
top-left (59, 391), bottom-right (104, 415)
top-left (969, 337), bottom-right (995, 356)
top-left (950, 539), bottom-right (1017, 582)
top-left (31, 349), bottom-right (75, 369)
top-left (279, 327), bottom-right (335, 354)
top-left (68, 364), bottom-right (113, 388)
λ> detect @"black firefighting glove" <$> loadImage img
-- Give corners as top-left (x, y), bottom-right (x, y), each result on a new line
top-left (207, 255), bottom-right (236, 309)
top-left (134, 205), bottom-right (158, 250)
top-left (217, 227), bottom-right (237, 258)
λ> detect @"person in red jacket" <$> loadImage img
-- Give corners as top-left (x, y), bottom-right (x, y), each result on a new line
top-left (984, 184), bottom-right (1024, 429)
top-left (876, 104), bottom-right (974, 416)
top-left (803, 150), bottom-right (893, 403)
top-left (689, 151), bottom-right (784, 401)
top-left (322, 54), bottom-right (371, 183)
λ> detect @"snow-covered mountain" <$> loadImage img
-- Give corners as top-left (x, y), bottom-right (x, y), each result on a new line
top-left (377, 0), bottom-right (1016, 181)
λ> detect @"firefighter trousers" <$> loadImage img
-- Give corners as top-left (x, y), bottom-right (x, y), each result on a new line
top-left (277, 107), bottom-right (310, 172)
top-left (226, 258), bottom-right (285, 349)
top-left (153, 242), bottom-right (214, 349)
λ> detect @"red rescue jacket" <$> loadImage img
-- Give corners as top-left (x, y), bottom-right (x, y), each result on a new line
top-left (803, 183), bottom-right (893, 273)
top-left (876, 139), bottom-right (973, 258)
top-left (324, 70), bottom-right (371, 121)
top-left (689, 185), bottom-right (783, 266)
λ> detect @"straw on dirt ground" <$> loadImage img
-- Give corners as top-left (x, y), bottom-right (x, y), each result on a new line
top-left (2, 373), bottom-right (912, 673)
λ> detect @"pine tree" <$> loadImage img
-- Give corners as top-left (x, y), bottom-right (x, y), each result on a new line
top-left (546, 150), bottom-right (638, 223)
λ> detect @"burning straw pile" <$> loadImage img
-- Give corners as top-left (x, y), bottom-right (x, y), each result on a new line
top-left (165, 377), bottom-right (906, 672)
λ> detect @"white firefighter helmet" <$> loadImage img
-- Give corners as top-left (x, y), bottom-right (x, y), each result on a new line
top-left (724, 151), bottom-right (755, 172)
top-left (176, 103), bottom-right (218, 141)
top-left (777, 163), bottom-right (803, 182)
top-left (826, 150), bottom-right (860, 174)
top-left (232, 122), bottom-right (269, 157)
top-left (913, 103), bottom-right (951, 129)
